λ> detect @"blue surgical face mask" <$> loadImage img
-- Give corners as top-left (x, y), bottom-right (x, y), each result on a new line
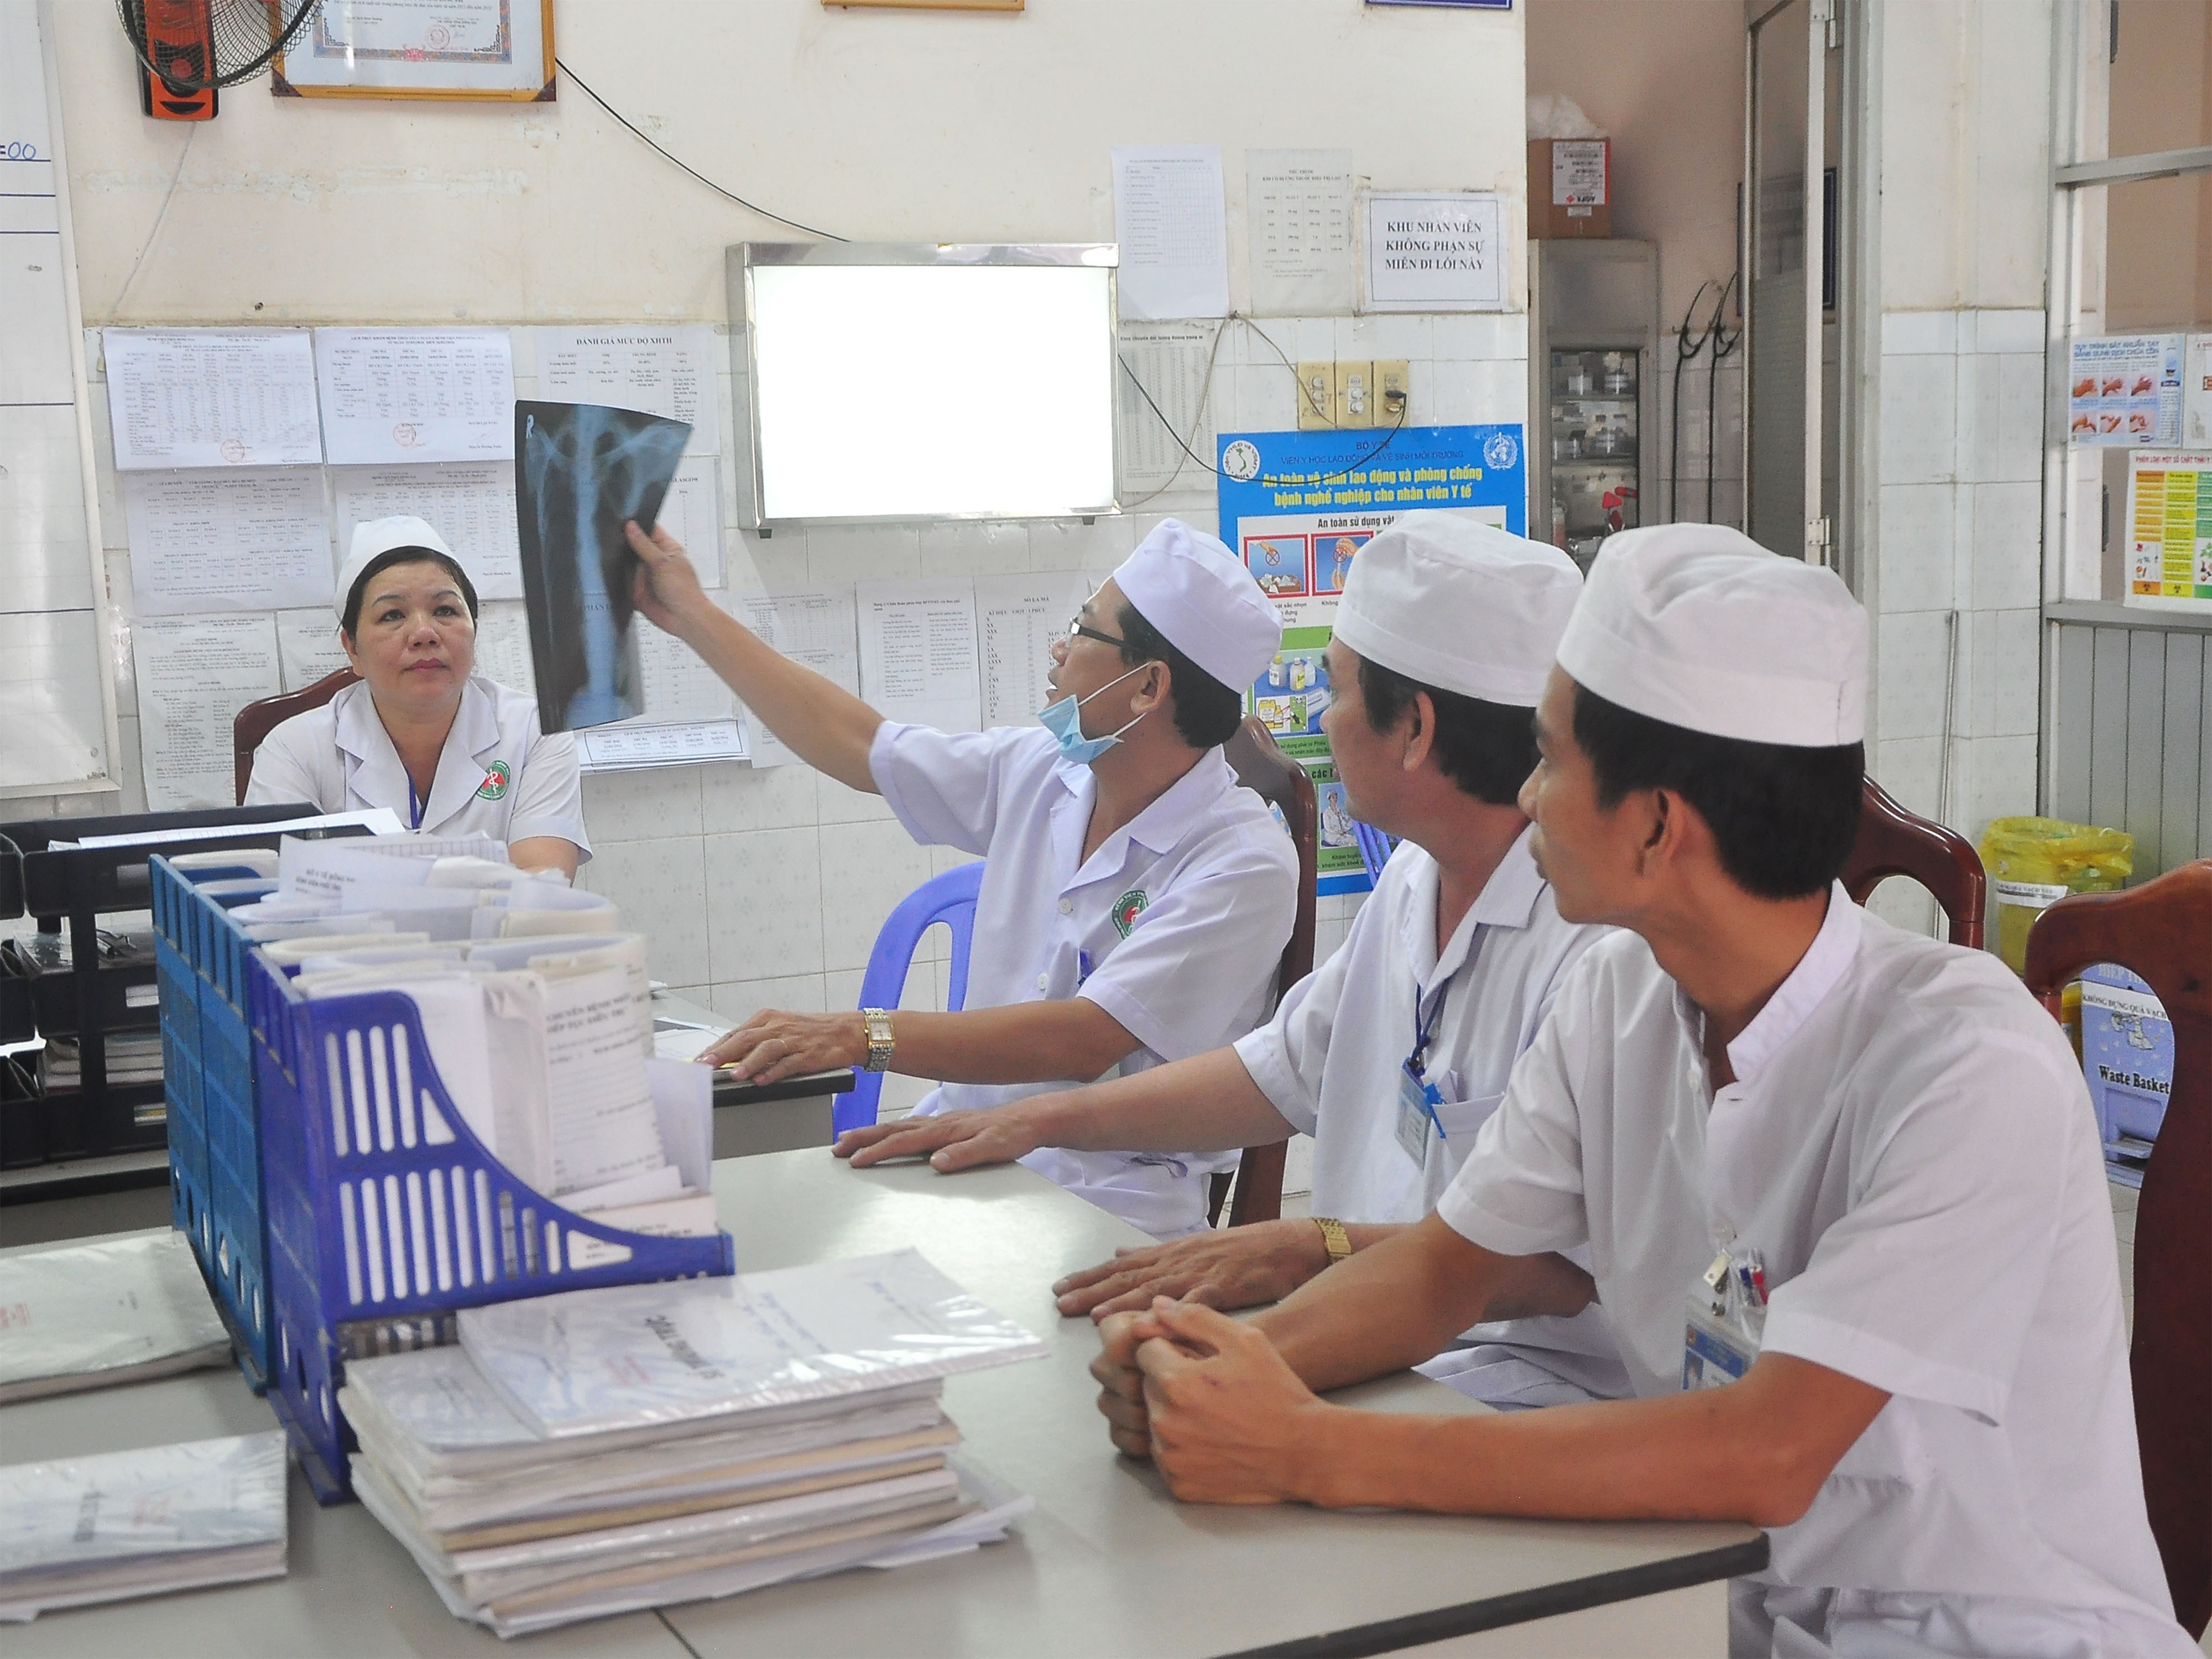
top-left (1039, 663), bottom-right (1152, 765)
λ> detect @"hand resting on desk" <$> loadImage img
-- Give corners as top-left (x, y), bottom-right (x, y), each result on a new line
top-left (705, 1008), bottom-right (866, 1083)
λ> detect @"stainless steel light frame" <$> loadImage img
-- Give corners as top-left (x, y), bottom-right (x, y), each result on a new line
top-left (727, 241), bottom-right (1125, 530)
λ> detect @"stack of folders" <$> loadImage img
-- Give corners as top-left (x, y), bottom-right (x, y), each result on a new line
top-left (343, 1250), bottom-right (1046, 1636)
top-left (0, 1233), bottom-right (231, 1405)
top-left (0, 1431), bottom-right (288, 1621)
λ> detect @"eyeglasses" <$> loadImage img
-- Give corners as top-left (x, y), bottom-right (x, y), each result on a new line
top-left (1065, 617), bottom-right (1130, 650)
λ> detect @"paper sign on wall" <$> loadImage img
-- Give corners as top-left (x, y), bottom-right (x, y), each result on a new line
top-left (122, 468), bottom-right (333, 615)
top-left (2068, 335), bottom-right (2183, 446)
top-left (2124, 451), bottom-right (2212, 610)
top-left (1363, 192), bottom-right (1506, 312)
top-left (535, 326), bottom-right (722, 457)
top-left (104, 330), bottom-right (323, 471)
top-left (1111, 145), bottom-right (1229, 322)
top-left (313, 328), bottom-right (515, 465)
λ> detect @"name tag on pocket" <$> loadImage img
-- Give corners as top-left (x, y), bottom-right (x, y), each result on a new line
top-left (1395, 1063), bottom-right (1459, 1168)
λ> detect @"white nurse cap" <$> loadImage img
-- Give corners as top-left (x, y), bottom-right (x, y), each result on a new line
top-left (1332, 512), bottom-right (1580, 708)
top-left (1111, 519), bottom-right (1282, 691)
top-left (335, 515), bottom-right (465, 623)
top-left (1556, 524), bottom-right (1869, 747)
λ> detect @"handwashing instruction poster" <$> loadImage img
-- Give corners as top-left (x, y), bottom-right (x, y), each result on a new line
top-left (1216, 423), bottom-right (1527, 894)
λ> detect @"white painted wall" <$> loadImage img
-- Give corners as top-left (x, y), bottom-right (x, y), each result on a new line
top-left (34, 1), bottom-right (1533, 1125)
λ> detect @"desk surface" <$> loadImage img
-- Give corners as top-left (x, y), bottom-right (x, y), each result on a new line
top-left (0, 1154), bottom-right (1762, 1657)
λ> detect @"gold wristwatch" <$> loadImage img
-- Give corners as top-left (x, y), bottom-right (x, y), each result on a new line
top-left (860, 1008), bottom-right (896, 1072)
top-left (1312, 1216), bottom-right (1353, 1266)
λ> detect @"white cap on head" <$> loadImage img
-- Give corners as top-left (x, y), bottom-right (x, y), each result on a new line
top-left (335, 515), bottom-right (462, 624)
top-left (1556, 524), bottom-right (1869, 747)
top-left (1332, 512), bottom-right (1580, 708)
top-left (1110, 519), bottom-right (1282, 691)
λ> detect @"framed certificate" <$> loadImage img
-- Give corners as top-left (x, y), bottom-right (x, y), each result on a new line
top-left (273, 0), bottom-right (555, 102)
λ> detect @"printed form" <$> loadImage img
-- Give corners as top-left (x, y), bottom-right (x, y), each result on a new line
top-left (332, 462), bottom-right (525, 600)
top-left (975, 572), bottom-right (1086, 728)
top-left (534, 326), bottom-right (722, 456)
top-left (104, 328), bottom-right (323, 470)
top-left (121, 468), bottom-right (334, 614)
top-left (1110, 145), bottom-right (1229, 321)
top-left (313, 328), bottom-right (515, 465)
top-left (856, 578), bottom-right (982, 734)
top-left (733, 588), bottom-right (858, 767)
top-left (132, 613), bottom-right (283, 810)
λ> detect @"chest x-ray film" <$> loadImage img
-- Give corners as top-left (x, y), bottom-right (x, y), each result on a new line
top-left (515, 401), bottom-right (692, 732)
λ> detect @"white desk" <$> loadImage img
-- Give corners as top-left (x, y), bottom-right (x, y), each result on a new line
top-left (0, 1155), bottom-right (1762, 1655)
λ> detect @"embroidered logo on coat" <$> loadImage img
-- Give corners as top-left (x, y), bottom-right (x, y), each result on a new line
top-left (1111, 889), bottom-right (1149, 937)
top-left (477, 760), bottom-right (512, 800)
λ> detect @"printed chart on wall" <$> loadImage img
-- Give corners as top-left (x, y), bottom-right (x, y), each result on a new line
top-left (2125, 452), bottom-right (2212, 609)
top-left (1217, 424), bottom-right (1527, 895)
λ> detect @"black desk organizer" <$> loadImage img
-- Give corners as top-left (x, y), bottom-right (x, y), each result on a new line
top-left (0, 803), bottom-right (369, 1171)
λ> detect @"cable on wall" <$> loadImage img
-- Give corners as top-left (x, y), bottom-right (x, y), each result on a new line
top-left (555, 58), bottom-right (848, 242)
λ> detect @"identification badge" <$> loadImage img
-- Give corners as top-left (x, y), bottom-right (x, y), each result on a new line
top-left (1682, 1244), bottom-right (1767, 1391)
top-left (1395, 1062), bottom-right (1446, 1167)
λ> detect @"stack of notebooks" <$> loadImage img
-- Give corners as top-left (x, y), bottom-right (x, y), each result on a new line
top-left (0, 1233), bottom-right (231, 1405)
top-left (343, 1250), bottom-right (1045, 1636)
top-left (0, 1431), bottom-right (288, 1621)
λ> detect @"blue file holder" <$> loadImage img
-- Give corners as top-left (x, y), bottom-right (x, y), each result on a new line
top-left (150, 858), bottom-right (283, 1387)
top-left (245, 947), bottom-right (736, 1504)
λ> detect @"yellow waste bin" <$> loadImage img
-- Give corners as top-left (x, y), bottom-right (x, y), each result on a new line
top-left (1977, 816), bottom-right (2134, 974)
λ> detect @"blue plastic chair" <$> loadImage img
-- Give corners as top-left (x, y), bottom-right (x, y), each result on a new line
top-left (836, 860), bottom-right (984, 1138)
top-left (1352, 820), bottom-right (1399, 884)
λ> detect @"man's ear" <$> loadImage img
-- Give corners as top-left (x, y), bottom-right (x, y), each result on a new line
top-left (1131, 659), bottom-right (1171, 714)
top-left (1401, 690), bottom-right (1437, 774)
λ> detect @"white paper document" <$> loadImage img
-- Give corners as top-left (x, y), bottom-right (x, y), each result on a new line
top-left (732, 588), bottom-right (857, 768)
top-left (314, 328), bottom-right (515, 465)
top-left (607, 618), bottom-right (733, 726)
top-left (103, 328), bottom-right (324, 470)
top-left (133, 613), bottom-right (283, 811)
top-left (458, 1249), bottom-right (1047, 1438)
top-left (1246, 149), bottom-right (1356, 315)
top-left (122, 468), bottom-right (333, 615)
top-left (1364, 191), bottom-right (1506, 312)
top-left (1115, 322), bottom-right (1218, 497)
top-left (275, 608), bottom-right (353, 691)
top-left (541, 964), bottom-right (668, 1196)
top-left (331, 462), bottom-right (524, 601)
top-left (1110, 145), bottom-right (1229, 322)
top-left (855, 579), bottom-right (981, 734)
top-left (973, 572), bottom-right (1083, 728)
top-left (535, 326), bottom-right (722, 457)
top-left (577, 721), bottom-right (748, 772)
top-left (659, 457), bottom-right (722, 587)
top-left (472, 601), bottom-right (536, 694)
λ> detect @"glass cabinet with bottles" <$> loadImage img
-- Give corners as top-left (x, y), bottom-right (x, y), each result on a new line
top-left (1527, 241), bottom-right (1660, 570)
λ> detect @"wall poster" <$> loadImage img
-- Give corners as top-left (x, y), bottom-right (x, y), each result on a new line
top-left (1216, 422), bottom-right (1527, 894)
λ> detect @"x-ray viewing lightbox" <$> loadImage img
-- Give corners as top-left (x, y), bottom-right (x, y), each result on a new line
top-left (732, 243), bottom-right (1120, 526)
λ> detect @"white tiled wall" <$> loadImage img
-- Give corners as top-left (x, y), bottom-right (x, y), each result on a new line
top-left (1865, 307), bottom-right (2046, 933)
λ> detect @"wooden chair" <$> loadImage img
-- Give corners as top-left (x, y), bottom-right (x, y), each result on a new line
top-left (1210, 716), bottom-right (1318, 1229)
top-left (232, 667), bottom-right (359, 805)
top-left (1840, 775), bottom-right (1986, 950)
top-left (2023, 860), bottom-right (2211, 1639)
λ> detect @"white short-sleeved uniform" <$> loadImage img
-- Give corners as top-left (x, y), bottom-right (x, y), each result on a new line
top-left (872, 722), bottom-right (1300, 1240)
top-left (246, 676), bottom-right (591, 859)
top-left (1233, 832), bottom-right (1627, 1409)
top-left (1437, 887), bottom-right (2193, 1658)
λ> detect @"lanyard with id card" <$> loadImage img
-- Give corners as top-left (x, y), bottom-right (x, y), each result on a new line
top-left (1683, 1233), bottom-right (1768, 1390)
top-left (1395, 978), bottom-right (1455, 1168)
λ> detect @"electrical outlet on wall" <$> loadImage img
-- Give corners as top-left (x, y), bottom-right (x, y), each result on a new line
top-left (1296, 361), bottom-right (1338, 430)
top-left (1376, 361), bottom-right (1411, 422)
top-left (1336, 361), bottom-right (1374, 429)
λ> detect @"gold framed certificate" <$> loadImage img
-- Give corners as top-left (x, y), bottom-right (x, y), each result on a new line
top-left (273, 0), bottom-right (555, 102)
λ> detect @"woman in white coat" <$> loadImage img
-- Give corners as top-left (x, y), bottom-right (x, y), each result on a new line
top-left (246, 516), bottom-right (590, 878)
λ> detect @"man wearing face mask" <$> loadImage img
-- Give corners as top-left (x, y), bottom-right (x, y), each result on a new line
top-left (627, 518), bottom-right (1297, 1239)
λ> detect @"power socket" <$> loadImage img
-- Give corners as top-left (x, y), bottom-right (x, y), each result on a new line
top-left (1376, 360), bottom-right (1411, 422)
top-left (1296, 361), bottom-right (1338, 430)
top-left (1335, 361), bottom-right (1374, 429)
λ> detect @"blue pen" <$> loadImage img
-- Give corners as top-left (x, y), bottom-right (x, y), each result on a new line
top-left (1077, 948), bottom-right (1093, 984)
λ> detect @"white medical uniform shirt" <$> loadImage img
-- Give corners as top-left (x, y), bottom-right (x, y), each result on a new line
top-left (1437, 887), bottom-right (2192, 1657)
top-left (1234, 833), bottom-right (1627, 1407)
top-left (246, 676), bottom-right (591, 859)
top-left (872, 722), bottom-right (1300, 1240)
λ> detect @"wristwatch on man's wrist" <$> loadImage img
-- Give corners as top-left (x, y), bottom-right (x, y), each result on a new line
top-left (860, 1008), bottom-right (896, 1073)
top-left (1312, 1216), bottom-right (1353, 1266)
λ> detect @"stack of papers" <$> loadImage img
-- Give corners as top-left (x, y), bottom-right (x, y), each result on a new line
top-left (343, 1250), bottom-right (1044, 1635)
top-left (0, 1432), bottom-right (288, 1621)
top-left (0, 1234), bottom-right (231, 1405)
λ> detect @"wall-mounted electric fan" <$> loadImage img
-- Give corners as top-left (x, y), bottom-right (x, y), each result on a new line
top-left (117, 0), bottom-right (320, 121)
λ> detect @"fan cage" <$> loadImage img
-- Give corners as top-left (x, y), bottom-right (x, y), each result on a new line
top-left (118, 0), bottom-right (321, 93)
